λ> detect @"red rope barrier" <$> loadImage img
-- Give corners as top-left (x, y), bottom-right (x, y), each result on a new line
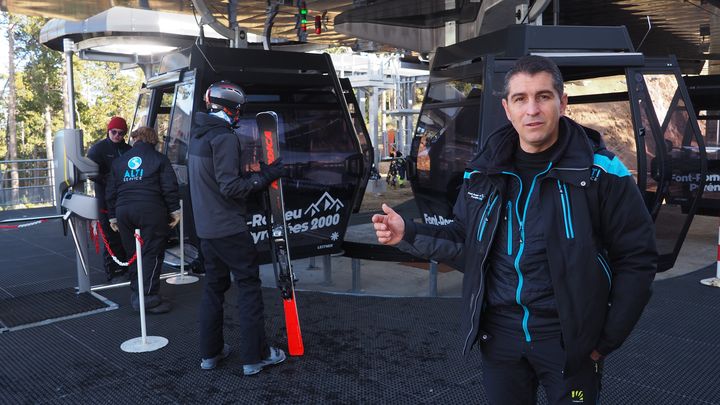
top-left (90, 221), bottom-right (100, 254)
top-left (0, 219), bottom-right (48, 229)
top-left (95, 222), bottom-right (144, 266)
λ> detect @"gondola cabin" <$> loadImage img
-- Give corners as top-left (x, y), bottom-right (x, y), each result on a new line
top-left (408, 25), bottom-right (707, 271)
top-left (132, 45), bottom-right (372, 262)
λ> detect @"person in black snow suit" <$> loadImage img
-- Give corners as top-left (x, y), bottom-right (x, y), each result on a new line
top-left (87, 116), bottom-right (131, 281)
top-left (106, 126), bottom-right (181, 314)
top-left (372, 55), bottom-right (658, 405)
top-left (189, 81), bottom-right (286, 375)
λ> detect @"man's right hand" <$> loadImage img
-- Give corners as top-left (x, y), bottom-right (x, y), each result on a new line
top-left (109, 218), bottom-right (119, 232)
top-left (371, 203), bottom-right (405, 245)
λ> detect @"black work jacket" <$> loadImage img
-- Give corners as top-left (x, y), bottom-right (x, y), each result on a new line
top-left (87, 137), bottom-right (131, 208)
top-left (105, 141), bottom-right (180, 218)
top-left (397, 117), bottom-right (658, 374)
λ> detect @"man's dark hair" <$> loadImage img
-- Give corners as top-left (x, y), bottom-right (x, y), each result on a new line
top-left (502, 55), bottom-right (564, 99)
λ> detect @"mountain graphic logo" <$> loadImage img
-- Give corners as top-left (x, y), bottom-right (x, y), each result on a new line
top-left (305, 192), bottom-right (345, 216)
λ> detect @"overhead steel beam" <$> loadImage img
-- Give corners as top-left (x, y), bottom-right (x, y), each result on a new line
top-left (191, 0), bottom-right (235, 41)
top-left (263, 4), bottom-right (280, 50)
top-left (528, 0), bottom-right (552, 22)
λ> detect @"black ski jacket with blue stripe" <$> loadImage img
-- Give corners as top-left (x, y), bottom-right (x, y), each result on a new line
top-left (396, 117), bottom-right (657, 375)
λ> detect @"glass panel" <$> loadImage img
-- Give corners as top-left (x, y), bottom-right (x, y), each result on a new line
top-left (563, 102), bottom-right (636, 177)
top-left (641, 71), bottom-right (703, 266)
top-left (233, 94), bottom-right (362, 255)
top-left (235, 109), bottom-right (358, 178)
top-left (131, 92), bottom-right (150, 131)
top-left (565, 75), bottom-right (628, 97)
top-left (645, 74), bottom-right (678, 125)
top-left (637, 97), bottom-right (660, 196)
top-left (154, 89), bottom-right (175, 149)
top-left (154, 114), bottom-right (170, 151)
top-left (414, 102), bottom-right (479, 206)
top-left (424, 78), bottom-right (483, 104)
top-left (166, 81), bottom-right (195, 167)
top-left (161, 91), bottom-right (174, 108)
top-left (685, 75), bottom-right (720, 216)
top-left (697, 109), bottom-right (720, 148)
top-left (564, 75), bottom-right (637, 178)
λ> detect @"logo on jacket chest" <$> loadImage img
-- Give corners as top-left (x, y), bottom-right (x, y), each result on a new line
top-left (124, 156), bottom-right (143, 182)
top-left (467, 192), bottom-right (485, 201)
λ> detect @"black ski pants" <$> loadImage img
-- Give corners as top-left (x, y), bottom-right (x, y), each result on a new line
top-left (480, 329), bottom-right (603, 405)
top-left (199, 232), bottom-right (270, 364)
top-left (116, 203), bottom-right (168, 297)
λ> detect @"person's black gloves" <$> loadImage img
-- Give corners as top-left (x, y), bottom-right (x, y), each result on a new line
top-left (252, 159), bottom-right (284, 191)
top-left (261, 159), bottom-right (284, 181)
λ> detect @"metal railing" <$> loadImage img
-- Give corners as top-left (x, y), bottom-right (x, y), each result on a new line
top-left (0, 158), bottom-right (56, 210)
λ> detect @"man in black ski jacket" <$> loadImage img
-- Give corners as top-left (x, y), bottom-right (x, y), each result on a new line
top-left (188, 81), bottom-right (286, 376)
top-left (372, 56), bottom-right (658, 404)
top-left (106, 126), bottom-right (180, 314)
top-left (87, 116), bottom-right (131, 281)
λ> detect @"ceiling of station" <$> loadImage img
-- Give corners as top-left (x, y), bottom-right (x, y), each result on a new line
top-left (554, 0), bottom-right (718, 66)
top-left (3, 0), bottom-right (719, 67)
top-left (2, 0), bottom-right (359, 46)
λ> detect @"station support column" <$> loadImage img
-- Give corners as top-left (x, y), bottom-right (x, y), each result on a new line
top-left (63, 38), bottom-right (91, 293)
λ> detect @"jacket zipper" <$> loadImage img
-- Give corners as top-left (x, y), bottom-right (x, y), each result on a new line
top-left (506, 201), bottom-right (513, 255)
top-left (503, 163), bottom-right (553, 343)
top-left (463, 189), bottom-right (502, 354)
top-left (477, 193), bottom-right (499, 242)
top-left (597, 254), bottom-right (612, 289)
top-left (557, 180), bottom-right (575, 239)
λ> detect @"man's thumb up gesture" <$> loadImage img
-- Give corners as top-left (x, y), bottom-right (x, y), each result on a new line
top-left (371, 203), bottom-right (405, 245)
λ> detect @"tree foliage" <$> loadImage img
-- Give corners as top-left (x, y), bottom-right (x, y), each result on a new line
top-left (1, 13), bottom-right (143, 159)
top-left (74, 61), bottom-right (143, 145)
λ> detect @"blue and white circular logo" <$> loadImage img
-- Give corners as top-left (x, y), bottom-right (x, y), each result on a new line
top-left (128, 157), bottom-right (142, 170)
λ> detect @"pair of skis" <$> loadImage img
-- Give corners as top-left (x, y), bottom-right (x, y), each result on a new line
top-left (257, 111), bottom-right (304, 356)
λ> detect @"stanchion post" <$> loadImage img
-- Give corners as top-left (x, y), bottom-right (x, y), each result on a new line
top-left (351, 258), bottom-right (361, 293)
top-left (136, 229), bottom-right (148, 342)
top-left (180, 199), bottom-right (185, 277)
top-left (121, 229), bottom-right (169, 352)
top-left (701, 220), bottom-right (720, 287)
top-left (306, 255), bottom-right (319, 270)
top-left (717, 221), bottom-right (720, 280)
top-left (166, 199), bottom-right (198, 285)
top-left (429, 261), bottom-right (438, 297)
top-left (323, 254), bottom-right (333, 286)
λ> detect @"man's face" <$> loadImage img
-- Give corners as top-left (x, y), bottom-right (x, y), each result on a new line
top-left (501, 71), bottom-right (568, 153)
top-left (108, 128), bottom-right (126, 144)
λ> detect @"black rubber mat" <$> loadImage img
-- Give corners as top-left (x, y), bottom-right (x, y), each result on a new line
top-left (1, 208), bottom-right (720, 403)
top-left (1, 270), bottom-right (720, 404)
top-left (0, 288), bottom-right (114, 330)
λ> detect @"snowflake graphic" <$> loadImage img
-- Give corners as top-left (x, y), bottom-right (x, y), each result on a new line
top-left (330, 232), bottom-right (339, 241)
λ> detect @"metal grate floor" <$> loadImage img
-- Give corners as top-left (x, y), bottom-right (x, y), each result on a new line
top-left (1, 270), bottom-right (720, 404)
top-left (0, 288), bottom-right (116, 332)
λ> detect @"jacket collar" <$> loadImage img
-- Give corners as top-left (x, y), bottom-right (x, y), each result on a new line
top-left (468, 116), bottom-right (606, 186)
top-left (192, 112), bottom-right (232, 139)
top-left (131, 140), bottom-right (154, 150)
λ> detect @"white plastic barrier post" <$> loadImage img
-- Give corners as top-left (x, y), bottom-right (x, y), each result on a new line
top-left (700, 220), bottom-right (720, 288)
top-left (167, 200), bottom-right (198, 285)
top-left (121, 229), bottom-right (169, 352)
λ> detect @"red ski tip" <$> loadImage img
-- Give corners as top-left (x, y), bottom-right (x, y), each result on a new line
top-left (283, 298), bottom-right (304, 356)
